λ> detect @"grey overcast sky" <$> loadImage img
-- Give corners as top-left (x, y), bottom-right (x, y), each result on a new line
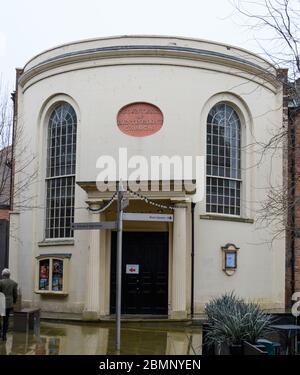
top-left (0, 0), bottom-right (263, 88)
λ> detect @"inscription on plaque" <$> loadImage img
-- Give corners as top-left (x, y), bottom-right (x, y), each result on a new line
top-left (117, 102), bottom-right (163, 137)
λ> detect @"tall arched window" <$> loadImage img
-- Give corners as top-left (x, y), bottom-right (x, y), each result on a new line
top-left (45, 103), bottom-right (77, 238)
top-left (206, 103), bottom-right (241, 215)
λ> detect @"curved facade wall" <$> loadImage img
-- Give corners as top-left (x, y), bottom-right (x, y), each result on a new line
top-left (10, 36), bottom-right (285, 317)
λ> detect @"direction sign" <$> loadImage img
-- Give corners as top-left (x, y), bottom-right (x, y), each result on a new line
top-left (123, 213), bottom-right (173, 222)
top-left (72, 221), bottom-right (117, 230)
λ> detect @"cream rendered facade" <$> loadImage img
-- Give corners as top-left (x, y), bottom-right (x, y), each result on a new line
top-left (10, 36), bottom-right (285, 319)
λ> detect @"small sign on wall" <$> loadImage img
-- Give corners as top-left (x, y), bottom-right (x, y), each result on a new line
top-left (126, 264), bottom-right (139, 274)
top-left (221, 243), bottom-right (239, 276)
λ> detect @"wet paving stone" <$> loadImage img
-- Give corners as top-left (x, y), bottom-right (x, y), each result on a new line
top-left (0, 321), bottom-right (202, 355)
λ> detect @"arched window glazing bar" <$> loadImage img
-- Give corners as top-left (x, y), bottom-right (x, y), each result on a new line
top-left (206, 103), bottom-right (241, 215)
top-left (45, 103), bottom-right (77, 238)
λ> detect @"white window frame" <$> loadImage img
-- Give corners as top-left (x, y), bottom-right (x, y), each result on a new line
top-left (45, 102), bottom-right (77, 239)
top-left (35, 256), bottom-right (70, 295)
top-left (206, 102), bottom-right (242, 216)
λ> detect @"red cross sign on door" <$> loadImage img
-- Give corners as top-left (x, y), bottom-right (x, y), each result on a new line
top-left (126, 264), bottom-right (139, 274)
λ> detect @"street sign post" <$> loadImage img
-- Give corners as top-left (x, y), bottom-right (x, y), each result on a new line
top-left (123, 213), bottom-right (173, 222)
top-left (72, 191), bottom-right (174, 354)
top-left (115, 183), bottom-right (124, 354)
top-left (121, 198), bottom-right (129, 210)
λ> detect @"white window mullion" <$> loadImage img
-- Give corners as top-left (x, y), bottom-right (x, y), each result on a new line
top-left (45, 103), bottom-right (77, 239)
top-left (206, 103), bottom-right (241, 216)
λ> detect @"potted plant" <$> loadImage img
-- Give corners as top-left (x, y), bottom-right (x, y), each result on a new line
top-left (204, 292), bottom-right (273, 355)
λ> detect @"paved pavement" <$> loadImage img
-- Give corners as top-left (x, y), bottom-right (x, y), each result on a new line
top-left (0, 321), bottom-right (202, 355)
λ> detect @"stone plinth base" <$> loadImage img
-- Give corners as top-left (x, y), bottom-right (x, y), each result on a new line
top-left (170, 310), bottom-right (188, 319)
top-left (82, 311), bottom-right (99, 321)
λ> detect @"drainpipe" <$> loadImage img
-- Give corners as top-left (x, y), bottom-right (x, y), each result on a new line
top-left (191, 202), bottom-right (195, 316)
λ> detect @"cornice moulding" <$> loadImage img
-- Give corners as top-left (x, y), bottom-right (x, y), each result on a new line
top-left (18, 45), bottom-right (280, 91)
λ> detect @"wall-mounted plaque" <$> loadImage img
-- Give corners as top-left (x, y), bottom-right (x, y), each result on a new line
top-left (117, 102), bottom-right (163, 137)
top-left (221, 243), bottom-right (239, 276)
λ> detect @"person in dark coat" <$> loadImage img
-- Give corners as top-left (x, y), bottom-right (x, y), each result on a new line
top-left (0, 269), bottom-right (18, 341)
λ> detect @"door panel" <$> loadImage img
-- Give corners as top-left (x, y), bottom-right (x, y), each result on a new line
top-left (110, 231), bottom-right (168, 315)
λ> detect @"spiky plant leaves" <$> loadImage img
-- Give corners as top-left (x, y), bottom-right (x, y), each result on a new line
top-left (204, 292), bottom-right (273, 347)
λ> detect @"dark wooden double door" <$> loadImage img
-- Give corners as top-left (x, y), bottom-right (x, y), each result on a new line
top-left (110, 232), bottom-right (168, 315)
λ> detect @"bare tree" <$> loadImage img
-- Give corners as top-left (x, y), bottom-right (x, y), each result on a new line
top-left (230, 0), bottom-right (300, 239)
top-left (0, 79), bottom-right (13, 209)
top-left (232, 0), bottom-right (300, 81)
top-left (0, 77), bottom-right (37, 212)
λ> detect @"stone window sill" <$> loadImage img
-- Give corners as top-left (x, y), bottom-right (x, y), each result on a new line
top-left (199, 214), bottom-right (254, 224)
top-left (34, 290), bottom-right (68, 296)
top-left (38, 239), bottom-right (74, 247)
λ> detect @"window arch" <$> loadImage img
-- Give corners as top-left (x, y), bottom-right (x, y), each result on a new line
top-left (206, 103), bottom-right (241, 215)
top-left (45, 102), bottom-right (77, 238)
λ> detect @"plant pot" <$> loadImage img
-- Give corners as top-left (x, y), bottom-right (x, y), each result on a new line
top-left (213, 342), bottom-right (231, 355)
top-left (229, 344), bottom-right (243, 355)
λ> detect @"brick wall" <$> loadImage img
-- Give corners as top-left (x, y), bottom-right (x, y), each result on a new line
top-left (276, 69), bottom-right (294, 308)
top-left (286, 96), bottom-right (300, 308)
top-left (0, 208), bottom-right (9, 221)
top-left (293, 108), bottom-right (300, 297)
top-left (286, 101), bottom-right (293, 308)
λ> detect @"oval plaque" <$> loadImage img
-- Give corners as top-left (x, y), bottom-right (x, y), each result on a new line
top-left (117, 102), bottom-right (163, 137)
